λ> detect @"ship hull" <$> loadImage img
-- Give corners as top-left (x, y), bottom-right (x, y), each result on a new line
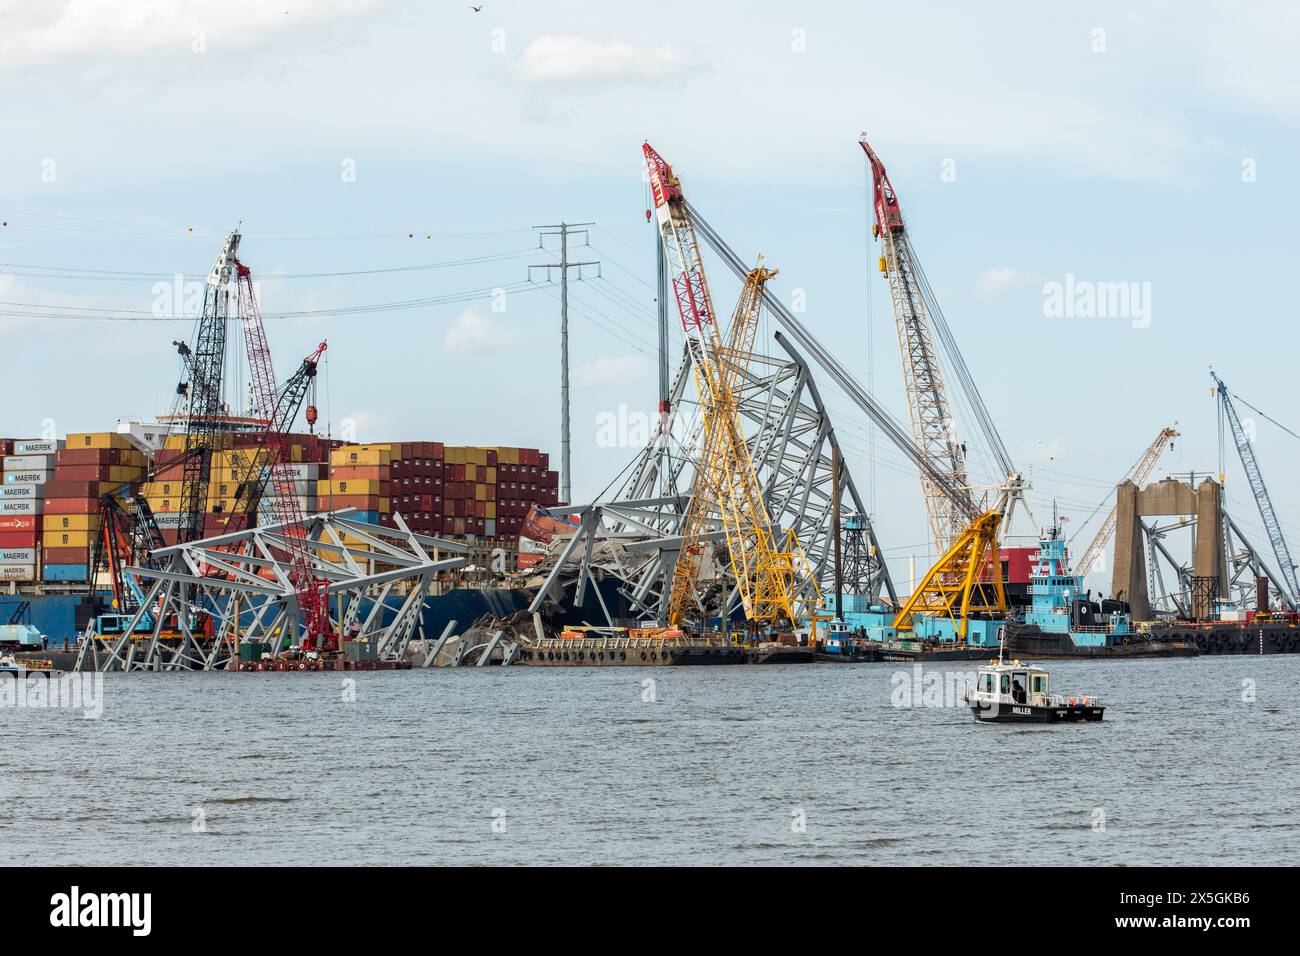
top-left (969, 701), bottom-right (1105, 723)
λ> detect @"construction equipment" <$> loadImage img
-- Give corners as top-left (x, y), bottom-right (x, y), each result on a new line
top-left (643, 143), bottom-right (817, 630)
top-left (1212, 370), bottom-right (1299, 606)
top-left (859, 135), bottom-right (1024, 551)
top-left (682, 178), bottom-right (1006, 637)
top-left (1073, 426), bottom-right (1179, 577)
top-left (174, 232), bottom-right (240, 545)
top-left (227, 341), bottom-right (328, 525)
top-left (231, 251), bottom-right (334, 651)
top-left (90, 453), bottom-right (190, 630)
top-left (892, 508), bottom-right (1005, 639)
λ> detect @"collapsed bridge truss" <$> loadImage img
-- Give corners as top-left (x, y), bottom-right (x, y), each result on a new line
top-left (527, 334), bottom-right (896, 626)
top-left (74, 510), bottom-right (467, 672)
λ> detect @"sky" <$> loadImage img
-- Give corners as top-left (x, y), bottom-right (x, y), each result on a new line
top-left (2, 0), bottom-right (1298, 592)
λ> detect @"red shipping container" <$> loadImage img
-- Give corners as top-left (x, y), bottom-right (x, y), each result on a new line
top-left (52, 464), bottom-right (114, 482)
top-left (0, 530), bottom-right (38, 548)
top-left (0, 515), bottom-right (41, 532)
top-left (43, 546), bottom-right (90, 564)
top-left (56, 448), bottom-right (121, 466)
top-left (331, 465), bottom-right (389, 481)
top-left (44, 480), bottom-right (110, 498)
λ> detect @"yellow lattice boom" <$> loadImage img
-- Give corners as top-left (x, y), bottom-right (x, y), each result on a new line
top-left (667, 266), bottom-right (818, 628)
top-left (892, 510), bottom-right (1006, 639)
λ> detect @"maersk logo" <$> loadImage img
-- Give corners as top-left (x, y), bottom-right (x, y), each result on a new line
top-left (49, 886), bottom-right (151, 936)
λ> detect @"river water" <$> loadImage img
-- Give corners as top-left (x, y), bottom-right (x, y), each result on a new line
top-left (1, 657), bottom-right (1295, 866)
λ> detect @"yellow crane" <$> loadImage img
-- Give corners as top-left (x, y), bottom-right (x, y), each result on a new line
top-left (644, 143), bottom-right (818, 630)
top-left (1072, 426), bottom-right (1179, 576)
top-left (892, 509), bottom-right (1005, 639)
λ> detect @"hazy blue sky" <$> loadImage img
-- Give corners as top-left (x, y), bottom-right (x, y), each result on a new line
top-left (2, 0), bottom-right (1297, 589)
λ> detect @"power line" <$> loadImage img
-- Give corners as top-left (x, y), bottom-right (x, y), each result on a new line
top-left (0, 249), bottom-right (536, 281)
top-left (0, 280), bottom-right (539, 322)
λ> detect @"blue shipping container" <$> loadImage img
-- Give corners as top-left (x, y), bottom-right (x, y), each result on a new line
top-left (42, 563), bottom-right (89, 582)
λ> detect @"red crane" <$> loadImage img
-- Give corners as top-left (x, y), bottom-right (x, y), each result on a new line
top-left (233, 254), bottom-right (334, 653)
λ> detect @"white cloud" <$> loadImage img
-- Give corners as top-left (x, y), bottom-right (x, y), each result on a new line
top-left (0, 0), bottom-right (382, 68)
top-left (442, 306), bottom-right (518, 355)
top-left (977, 267), bottom-right (1035, 297)
top-left (517, 34), bottom-right (691, 85)
top-left (575, 355), bottom-right (653, 386)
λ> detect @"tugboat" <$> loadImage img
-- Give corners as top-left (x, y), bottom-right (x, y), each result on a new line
top-left (964, 643), bottom-right (1104, 723)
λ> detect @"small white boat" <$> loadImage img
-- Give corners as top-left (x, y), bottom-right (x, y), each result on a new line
top-left (964, 648), bottom-right (1103, 723)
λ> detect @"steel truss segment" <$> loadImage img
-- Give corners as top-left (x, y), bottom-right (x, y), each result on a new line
top-left (528, 334), bottom-right (894, 624)
top-left (74, 513), bottom-right (458, 671)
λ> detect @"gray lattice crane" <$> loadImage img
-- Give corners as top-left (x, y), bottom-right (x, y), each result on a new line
top-left (1212, 370), bottom-right (1298, 606)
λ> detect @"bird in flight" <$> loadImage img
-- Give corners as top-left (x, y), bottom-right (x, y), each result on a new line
top-left (470, 4), bottom-right (483, 11)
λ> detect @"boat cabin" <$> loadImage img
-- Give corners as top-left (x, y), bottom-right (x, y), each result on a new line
top-left (972, 660), bottom-right (1053, 707)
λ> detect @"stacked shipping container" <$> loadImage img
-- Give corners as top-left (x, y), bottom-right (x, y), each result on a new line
top-left (0, 428), bottom-right (556, 584)
top-left (322, 442), bottom-right (559, 540)
top-left (488, 446), bottom-right (558, 539)
top-left (43, 433), bottom-right (149, 582)
top-left (0, 438), bottom-right (63, 582)
top-left (144, 431), bottom-right (337, 542)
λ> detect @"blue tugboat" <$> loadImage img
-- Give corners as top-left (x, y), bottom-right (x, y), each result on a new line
top-left (1003, 526), bottom-right (1146, 655)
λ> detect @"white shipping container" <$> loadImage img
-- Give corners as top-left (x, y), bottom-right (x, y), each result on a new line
top-left (0, 564), bottom-right (37, 581)
top-left (272, 463), bottom-right (324, 481)
top-left (4, 469), bottom-right (54, 484)
top-left (0, 483), bottom-right (43, 500)
top-left (0, 548), bottom-right (38, 564)
top-left (3, 455), bottom-right (52, 472)
top-left (151, 513), bottom-right (184, 528)
top-left (259, 496), bottom-right (317, 514)
top-left (14, 439), bottom-right (64, 455)
top-left (0, 499), bottom-right (43, 515)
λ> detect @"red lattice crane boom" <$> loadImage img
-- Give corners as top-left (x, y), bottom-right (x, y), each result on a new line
top-left (233, 254), bottom-right (334, 652)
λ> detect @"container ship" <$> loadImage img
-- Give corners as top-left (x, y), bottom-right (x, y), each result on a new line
top-left (0, 426), bottom-right (559, 648)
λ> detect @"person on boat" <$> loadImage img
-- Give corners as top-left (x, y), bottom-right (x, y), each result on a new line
top-left (1012, 678), bottom-right (1026, 703)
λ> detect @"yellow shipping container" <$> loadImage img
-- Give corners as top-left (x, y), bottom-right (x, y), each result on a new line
top-left (317, 479), bottom-right (392, 498)
top-left (43, 529), bottom-right (95, 548)
top-left (164, 434), bottom-right (234, 451)
top-left (492, 447), bottom-right (520, 465)
top-left (485, 501), bottom-right (496, 519)
top-left (444, 446), bottom-right (465, 465)
top-left (107, 465), bottom-right (144, 483)
top-left (474, 483), bottom-right (491, 502)
top-left (46, 514), bottom-right (102, 532)
top-left (66, 431), bottom-right (134, 451)
top-left (330, 446), bottom-right (394, 467)
top-left (485, 466), bottom-right (496, 484)
top-left (213, 450), bottom-right (268, 472)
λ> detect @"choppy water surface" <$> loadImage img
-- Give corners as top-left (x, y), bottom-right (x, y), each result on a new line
top-left (1, 657), bottom-right (1296, 865)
